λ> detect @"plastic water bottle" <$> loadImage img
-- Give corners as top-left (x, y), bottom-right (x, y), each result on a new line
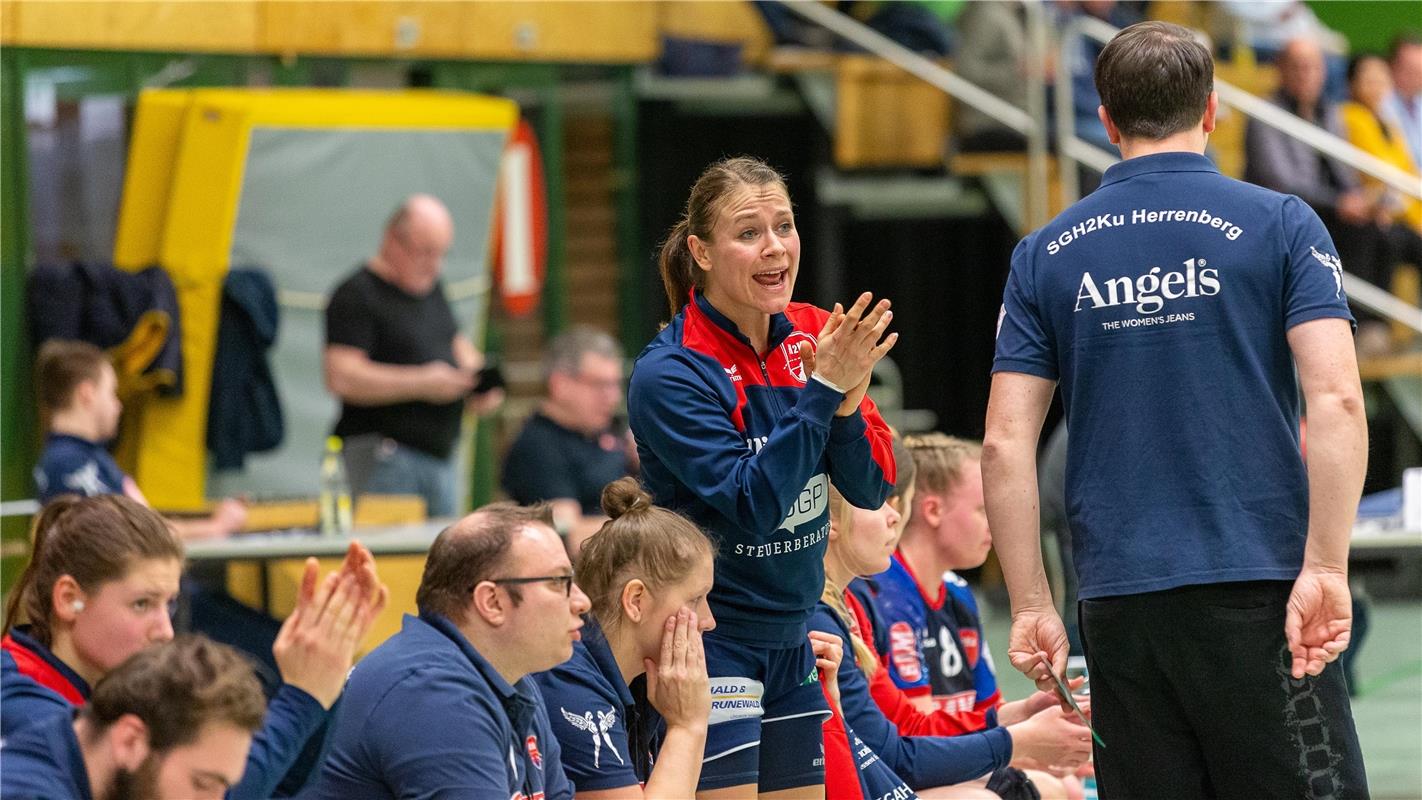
top-left (319, 436), bottom-right (353, 536)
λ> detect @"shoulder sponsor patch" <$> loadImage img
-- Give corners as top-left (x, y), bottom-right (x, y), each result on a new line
top-left (708, 677), bottom-right (765, 725)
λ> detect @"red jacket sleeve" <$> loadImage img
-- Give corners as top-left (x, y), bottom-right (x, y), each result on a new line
top-left (821, 682), bottom-right (866, 800)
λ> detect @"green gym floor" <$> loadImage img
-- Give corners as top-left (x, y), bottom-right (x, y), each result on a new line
top-left (981, 599), bottom-right (1422, 799)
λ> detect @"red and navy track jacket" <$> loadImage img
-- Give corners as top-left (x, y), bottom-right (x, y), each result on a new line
top-left (628, 291), bottom-right (896, 647)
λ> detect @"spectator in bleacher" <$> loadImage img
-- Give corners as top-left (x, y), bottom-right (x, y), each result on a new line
top-left (304, 503), bottom-right (584, 800)
top-left (34, 339), bottom-right (247, 541)
top-left (1246, 37), bottom-right (1396, 291)
top-left (2, 636), bottom-right (267, 800)
top-left (1061, 1), bottom-right (1142, 158)
top-left (323, 194), bottom-right (502, 518)
top-left (1384, 32), bottom-right (1422, 166)
top-left (1341, 53), bottom-right (1422, 237)
top-left (501, 326), bottom-right (635, 557)
top-left (1220, 1), bottom-right (1349, 99)
top-left (953, 0), bottom-right (1031, 153)
top-left (532, 477), bottom-right (715, 798)
top-left (0, 494), bottom-right (387, 799)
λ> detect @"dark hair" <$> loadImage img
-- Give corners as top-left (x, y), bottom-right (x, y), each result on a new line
top-left (657, 156), bottom-right (790, 318)
top-left (82, 636), bottom-right (265, 749)
top-left (416, 502), bottom-right (555, 620)
top-left (35, 339), bottom-right (109, 416)
top-left (1347, 52), bottom-right (1388, 83)
top-left (577, 478), bottom-right (715, 636)
top-left (4, 495), bottom-right (184, 646)
top-left (1389, 30), bottom-right (1422, 63)
top-left (1095, 21), bottom-right (1214, 140)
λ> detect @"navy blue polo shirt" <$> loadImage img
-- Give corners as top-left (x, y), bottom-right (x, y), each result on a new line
top-left (304, 612), bottom-right (572, 800)
top-left (0, 711), bottom-right (92, 800)
top-left (34, 433), bottom-right (126, 504)
top-left (531, 617), bottom-right (662, 792)
top-left (994, 151), bottom-right (1355, 600)
top-left (502, 413), bottom-right (633, 516)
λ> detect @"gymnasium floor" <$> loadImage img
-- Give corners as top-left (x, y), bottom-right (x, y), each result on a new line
top-left (981, 599), bottom-right (1422, 799)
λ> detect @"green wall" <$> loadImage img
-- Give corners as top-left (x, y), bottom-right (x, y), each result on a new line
top-left (1307, 1), bottom-right (1422, 55)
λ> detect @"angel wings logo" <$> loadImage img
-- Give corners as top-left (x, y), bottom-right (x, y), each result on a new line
top-left (1309, 245), bottom-right (1344, 299)
top-left (560, 707), bottom-right (624, 768)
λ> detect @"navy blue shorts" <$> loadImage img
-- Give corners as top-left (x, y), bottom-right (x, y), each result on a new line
top-left (700, 631), bottom-right (830, 792)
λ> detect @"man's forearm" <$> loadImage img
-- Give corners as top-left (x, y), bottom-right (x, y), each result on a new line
top-left (1301, 391), bottom-right (1368, 573)
top-left (327, 356), bottom-right (435, 406)
top-left (983, 440), bottom-right (1054, 612)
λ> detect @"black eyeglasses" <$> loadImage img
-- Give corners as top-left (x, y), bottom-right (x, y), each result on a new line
top-left (484, 572), bottom-right (576, 597)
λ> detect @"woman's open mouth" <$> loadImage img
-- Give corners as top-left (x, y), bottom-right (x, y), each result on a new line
top-left (754, 269), bottom-right (788, 289)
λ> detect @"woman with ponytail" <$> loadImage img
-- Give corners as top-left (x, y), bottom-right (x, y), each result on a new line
top-left (1, 494), bottom-right (388, 799)
top-left (531, 477), bottom-right (715, 799)
top-left (629, 155), bottom-right (898, 797)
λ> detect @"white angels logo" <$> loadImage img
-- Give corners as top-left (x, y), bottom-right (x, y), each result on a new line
top-left (62, 461), bottom-right (106, 496)
top-left (1309, 245), bottom-right (1344, 299)
top-left (560, 707), bottom-right (623, 767)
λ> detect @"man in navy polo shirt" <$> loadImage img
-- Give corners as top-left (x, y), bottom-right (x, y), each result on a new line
top-left (2, 636), bottom-right (266, 800)
top-left (984, 21), bottom-right (1369, 799)
top-left (303, 503), bottom-right (587, 800)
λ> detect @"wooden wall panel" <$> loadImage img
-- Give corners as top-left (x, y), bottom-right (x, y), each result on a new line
top-left (460, 2), bottom-right (657, 63)
top-left (263, 1), bottom-right (657, 62)
top-left (262, 1), bottom-right (467, 58)
top-left (13, 1), bottom-right (258, 52)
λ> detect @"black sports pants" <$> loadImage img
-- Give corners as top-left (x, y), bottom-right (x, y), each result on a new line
top-left (1080, 580), bottom-right (1369, 800)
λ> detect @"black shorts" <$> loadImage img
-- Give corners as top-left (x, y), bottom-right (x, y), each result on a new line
top-left (1080, 580), bottom-right (1368, 800)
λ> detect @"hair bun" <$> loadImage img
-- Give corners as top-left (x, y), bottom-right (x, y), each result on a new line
top-left (601, 477), bottom-right (652, 520)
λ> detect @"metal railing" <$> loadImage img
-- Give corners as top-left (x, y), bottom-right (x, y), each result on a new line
top-left (781, 0), bottom-right (1422, 334)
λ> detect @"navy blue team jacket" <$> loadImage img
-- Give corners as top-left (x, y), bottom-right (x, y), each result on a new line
top-left (808, 603), bottom-right (1012, 790)
top-left (629, 291), bottom-right (896, 646)
top-left (304, 612), bottom-right (573, 800)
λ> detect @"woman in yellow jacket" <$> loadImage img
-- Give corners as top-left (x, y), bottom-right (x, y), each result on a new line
top-left (1340, 53), bottom-right (1422, 234)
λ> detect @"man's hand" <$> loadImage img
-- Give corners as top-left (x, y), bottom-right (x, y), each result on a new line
top-left (466, 387), bottom-right (505, 416)
top-left (1008, 606), bottom-right (1071, 700)
top-left (421, 361), bottom-right (475, 404)
top-left (1285, 567), bottom-right (1352, 679)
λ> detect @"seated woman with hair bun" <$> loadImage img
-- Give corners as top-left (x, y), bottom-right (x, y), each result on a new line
top-left (531, 477), bottom-right (717, 799)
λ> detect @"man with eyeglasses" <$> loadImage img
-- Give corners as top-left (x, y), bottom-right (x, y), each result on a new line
top-left (323, 194), bottom-right (503, 517)
top-left (304, 503), bottom-right (589, 800)
top-left (502, 325), bottom-right (636, 555)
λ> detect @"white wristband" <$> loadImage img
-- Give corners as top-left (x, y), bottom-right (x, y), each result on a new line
top-left (811, 372), bottom-right (848, 394)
